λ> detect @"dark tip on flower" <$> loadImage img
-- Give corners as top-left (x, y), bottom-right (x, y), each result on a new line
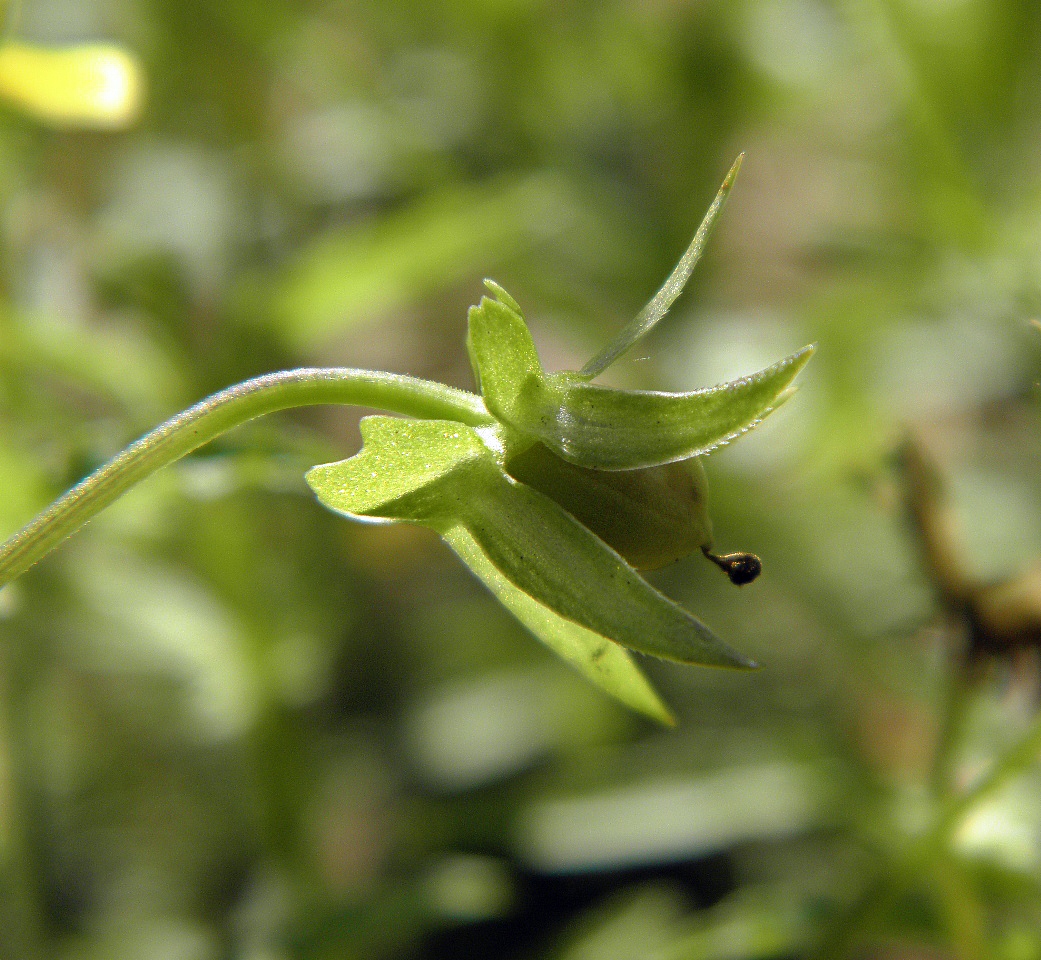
top-left (702, 548), bottom-right (762, 586)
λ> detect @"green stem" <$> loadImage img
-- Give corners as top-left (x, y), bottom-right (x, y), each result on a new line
top-left (816, 707), bottom-right (1041, 957)
top-left (933, 854), bottom-right (986, 960)
top-left (931, 706), bottom-right (1041, 844)
top-left (929, 663), bottom-right (972, 801)
top-left (0, 368), bottom-right (492, 588)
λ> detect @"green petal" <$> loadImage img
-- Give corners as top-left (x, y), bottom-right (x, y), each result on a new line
top-left (580, 154), bottom-right (744, 380)
top-left (505, 443), bottom-right (713, 570)
top-left (306, 417), bottom-right (753, 670)
top-left (444, 526), bottom-right (675, 724)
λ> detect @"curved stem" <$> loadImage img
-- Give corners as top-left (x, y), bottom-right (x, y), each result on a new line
top-left (0, 367), bottom-right (492, 588)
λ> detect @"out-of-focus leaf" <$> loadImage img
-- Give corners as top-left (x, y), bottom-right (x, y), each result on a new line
top-left (468, 287), bottom-right (815, 469)
top-left (0, 312), bottom-right (187, 418)
top-left (0, 42), bottom-right (144, 129)
top-left (64, 547), bottom-right (259, 743)
top-left (555, 886), bottom-right (689, 960)
top-left (579, 154), bottom-right (744, 380)
top-left (255, 173), bottom-right (573, 347)
top-left (0, 442), bottom-right (51, 537)
top-left (660, 886), bottom-right (810, 960)
top-left (306, 416), bottom-right (753, 670)
top-left (443, 527), bottom-right (675, 725)
top-left (517, 762), bottom-right (828, 873)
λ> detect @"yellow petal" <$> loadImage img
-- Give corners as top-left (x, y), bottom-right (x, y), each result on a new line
top-left (0, 42), bottom-right (144, 129)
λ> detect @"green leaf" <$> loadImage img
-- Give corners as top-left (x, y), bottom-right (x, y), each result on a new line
top-left (580, 154), bottom-right (744, 380)
top-left (250, 174), bottom-right (571, 349)
top-left (468, 287), bottom-right (815, 470)
top-left (306, 416), bottom-right (753, 670)
top-left (443, 527), bottom-right (675, 725)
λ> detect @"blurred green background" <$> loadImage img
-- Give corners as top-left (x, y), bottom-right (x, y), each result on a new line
top-left (2, 0), bottom-right (1041, 957)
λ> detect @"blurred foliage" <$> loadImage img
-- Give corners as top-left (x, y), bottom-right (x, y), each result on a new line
top-left (1, 0), bottom-right (1041, 958)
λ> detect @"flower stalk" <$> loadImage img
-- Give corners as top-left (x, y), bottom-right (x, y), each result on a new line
top-left (0, 369), bottom-right (492, 589)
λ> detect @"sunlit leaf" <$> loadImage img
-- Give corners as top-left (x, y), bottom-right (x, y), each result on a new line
top-left (305, 416), bottom-right (488, 523)
top-left (0, 42), bottom-right (144, 129)
top-left (468, 287), bottom-right (815, 469)
top-left (306, 416), bottom-right (753, 669)
top-left (580, 154), bottom-right (744, 380)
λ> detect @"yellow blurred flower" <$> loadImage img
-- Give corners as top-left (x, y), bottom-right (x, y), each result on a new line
top-left (0, 41), bottom-right (144, 129)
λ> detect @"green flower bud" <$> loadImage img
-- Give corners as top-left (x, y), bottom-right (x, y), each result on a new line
top-left (505, 441), bottom-right (713, 571)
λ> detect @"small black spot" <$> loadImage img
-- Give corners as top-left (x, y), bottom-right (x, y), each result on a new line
top-left (724, 553), bottom-right (761, 586)
top-left (703, 548), bottom-right (762, 586)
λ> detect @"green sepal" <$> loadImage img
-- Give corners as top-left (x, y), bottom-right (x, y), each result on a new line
top-left (467, 286), bottom-right (814, 470)
top-left (306, 416), bottom-right (753, 670)
top-left (304, 417), bottom-right (490, 524)
top-left (443, 526), bottom-right (675, 725)
top-left (535, 350), bottom-right (814, 469)
top-left (580, 153), bottom-right (744, 380)
top-left (505, 443), bottom-right (713, 570)
top-left (458, 464), bottom-right (752, 667)
top-left (466, 290), bottom-right (542, 416)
